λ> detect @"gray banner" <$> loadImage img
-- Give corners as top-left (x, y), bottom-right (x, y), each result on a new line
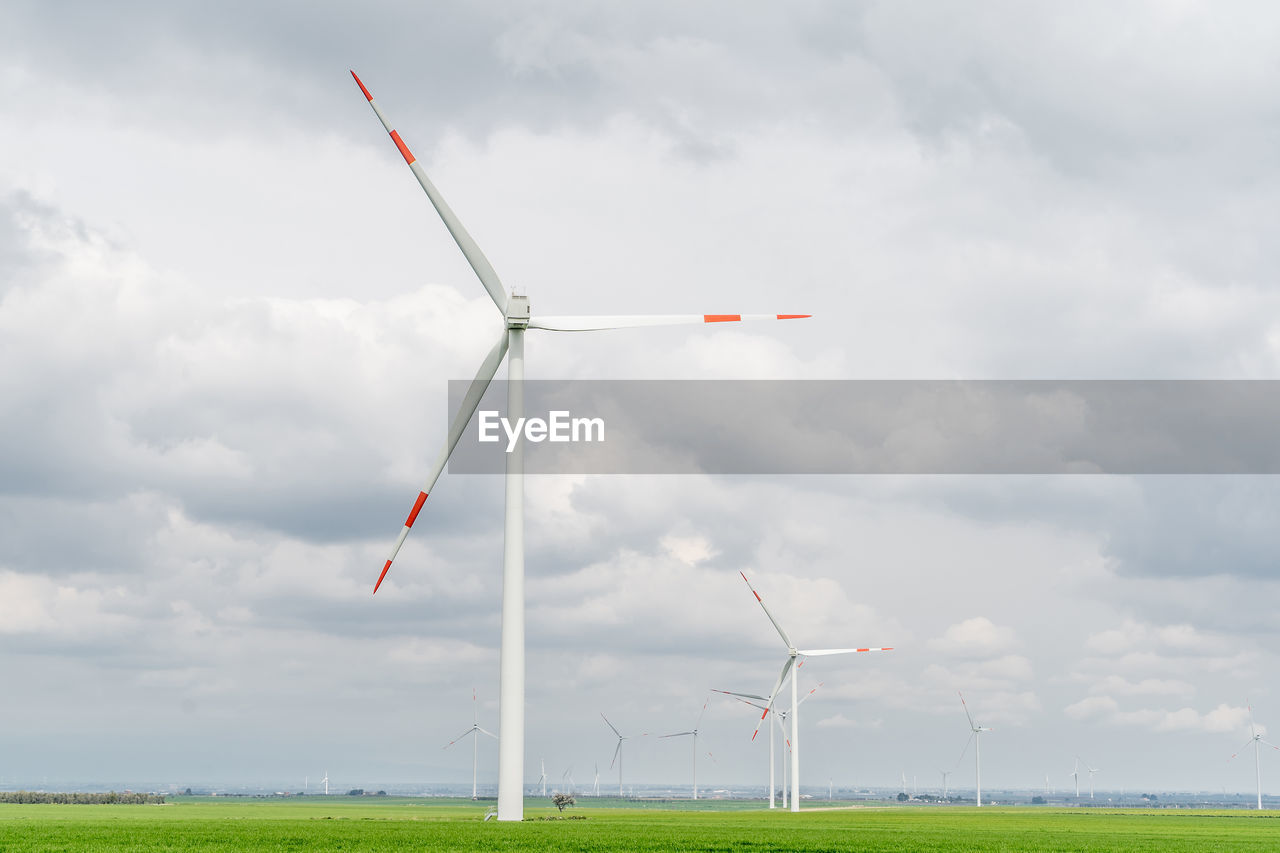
top-left (446, 380), bottom-right (1280, 474)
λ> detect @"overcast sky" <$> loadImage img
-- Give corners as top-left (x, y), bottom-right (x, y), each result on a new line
top-left (2, 1), bottom-right (1280, 797)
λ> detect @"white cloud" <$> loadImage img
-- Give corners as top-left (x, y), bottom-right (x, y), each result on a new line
top-left (928, 617), bottom-right (1016, 657)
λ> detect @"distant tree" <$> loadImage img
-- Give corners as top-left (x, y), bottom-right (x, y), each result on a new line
top-left (376, 790), bottom-right (387, 796)
top-left (552, 793), bottom-right (576, 812)
top-left (347, 789), bottom-right (364, 796)
top-left (183, 788), bottom-right (192, 796)
top-left (1032, 796), bottom-right (1046, 805)
top-left (896, 792), bottom-right (909, 802)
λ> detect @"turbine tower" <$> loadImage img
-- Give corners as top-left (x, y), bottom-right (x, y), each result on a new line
top-left (940, 769), bottom-right (950, 799)
top-left (443, 689), bottom-right (497, 800)
top-left (593, 764), bottom-right (600, 797)
top-left (958, 692), bottom-right (991, 807)
top-left (351, 70), bottom-right (810, 822)
top-left (739, 571), bottom-right (891, 812)
top-left (320, 771), bottom-right (329, 796)
top-left (1071, 757), bottom-right (1080, 799)
top-left (659, 698), bottom-right (711, 799)
top-left (1229, 702), bottom-right (1279, 810)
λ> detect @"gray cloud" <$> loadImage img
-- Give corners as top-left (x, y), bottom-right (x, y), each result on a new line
top-left (2, 1), bottom-right (1279, 794)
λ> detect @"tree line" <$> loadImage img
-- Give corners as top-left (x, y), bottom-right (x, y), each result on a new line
top-left (0, 791), bottom-right (165, 804)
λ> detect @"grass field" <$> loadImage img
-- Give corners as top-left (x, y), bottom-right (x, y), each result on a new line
top-left (1, 797), bottom-right (1277, 851)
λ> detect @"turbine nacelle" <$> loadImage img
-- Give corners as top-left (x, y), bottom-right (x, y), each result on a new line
top-left (506, 294), bottom-right (530, 328)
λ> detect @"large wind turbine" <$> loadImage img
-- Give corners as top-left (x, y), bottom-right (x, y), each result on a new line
top-left (602, 713), bottom-right (642, 798)
top-left (443, 689), bottom-right (497, 800)
top-left (958, 692), bottom-right (991, 807)
top-left (351, 70), bottom-right (810, 823)
top-left (660, 698), bottom-right (711, 800)
top-left (738, 571), bottom-right (891, 812)
top-left (721, 680), bottom-right (822, 809)
top-left (1229, 702), bottom-right (1279, 810)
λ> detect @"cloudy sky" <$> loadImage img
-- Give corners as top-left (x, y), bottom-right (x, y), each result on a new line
top-left (3, 1), bottom-right (1280, 796)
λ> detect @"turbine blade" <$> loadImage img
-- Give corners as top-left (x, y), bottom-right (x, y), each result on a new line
top-left (734, 697), bottom-right (769, 712)
top-left (695, 698), bottom-right (709, 730)
top-left (660, 732), bottom-right (695, 739)
top-left (712, 688), bottom-right (768, 701)
top-left (799, 647), bottom-right (893, 655)
top-left (601, 712), bottom-right (622, 739)
top-left (351, 71), bottom-right (508, 313)
top-left (753, 656), bottom-right (794, 741)
top-left (739, 571), bottom-right (793, 649)
top-left (959, 691), bottom-right (976, 730)
top-left (526, 313), bottom-right (811, 332)
top-left (477, 727), bottom-right (498, 739)
top-left (796, 681), bottom-right (824, 707)
top-left (373, 330), bottom-right (509, 593)
top-left (443, 727), bottom-right (475, 749)
top-left (956, 731), bottom-right (975, 767)
top-left (611, 740), bottom-right (622, 769)
top-left (1259, 739), bottom-right (1280, 750)
top-left (1229, 739), bottom-right (1255, 761)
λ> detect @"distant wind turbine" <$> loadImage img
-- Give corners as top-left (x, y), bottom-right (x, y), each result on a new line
top-left (1071, 757), bottom-right (1080, 799)
top-left (320, 771), bottom-right (329, 796)
top-left (1229, 702), bottom-right (1280, 810)
top-left (443, 689), bottom-right (498, 800)
top-left (593, 764), bottom-right (600, 797)
top-left (958, 692), bottom-right (991, 807)
top-left (660, 698), bottom-right (711, 799)
top-left (538, 758), bottom-right (547, 797)
top-left (561, 766), bottom-right (574, 795)
top-left (940, 769), bottom-right (950, 799)
top-left (738, 571), bottom-right (891, 813)
top-left (1085, 762), bottom-right (1100, 800)
top-left (602, 713), bottom-right (642, 798)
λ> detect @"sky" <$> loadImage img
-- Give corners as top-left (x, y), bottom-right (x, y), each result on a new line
top-left (2, 1), bottom-right (1280, 797)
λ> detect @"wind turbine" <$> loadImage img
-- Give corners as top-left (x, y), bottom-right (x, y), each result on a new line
top-left (443, 688), bottom-right (497, 800)
top-left (538, 758), bottom-right (546, 797)
top-left (1070, 757), bottom-right (1080, 799)
top-left (592, 764), bottom-right (600, 797)
top-left (723, 681), bottom-right (821, 810)
top-left (1085, 762), bottom-right (1100, 800)
top-left (351, 70), bottom-right (810, 823)
top-left (958, 692), bottom-right (991, 807)
top-left (659, 698), bottom-right (711, 799)
top-left (320, 770), bottom-right (329, 796)
top-left (602, 713), bottom-right (643, 798)
top-left (739, 571), bottom-right (891, 812)
top-left (1229, 702), bottom-right (1280, 810)
top-left (561, 766), bottom-right (574, 795)
top-left (940, 769), bottom-right (950, 799)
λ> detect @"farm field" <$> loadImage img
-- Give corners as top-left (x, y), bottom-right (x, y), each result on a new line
top-left (0, 797), bottom-right (1276, 852)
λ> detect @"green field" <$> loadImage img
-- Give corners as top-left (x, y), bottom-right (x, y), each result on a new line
top-left (1, 797), bottom-right (1276, 851)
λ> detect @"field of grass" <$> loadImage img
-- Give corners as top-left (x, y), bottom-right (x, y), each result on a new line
top-left (1, 796), bottom-right (1277, 851)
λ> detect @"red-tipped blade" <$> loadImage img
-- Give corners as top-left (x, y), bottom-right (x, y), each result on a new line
top-left (350, 70), bottom-right (373, 101)
top-left (373, 559), bottom-right (393, 594)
